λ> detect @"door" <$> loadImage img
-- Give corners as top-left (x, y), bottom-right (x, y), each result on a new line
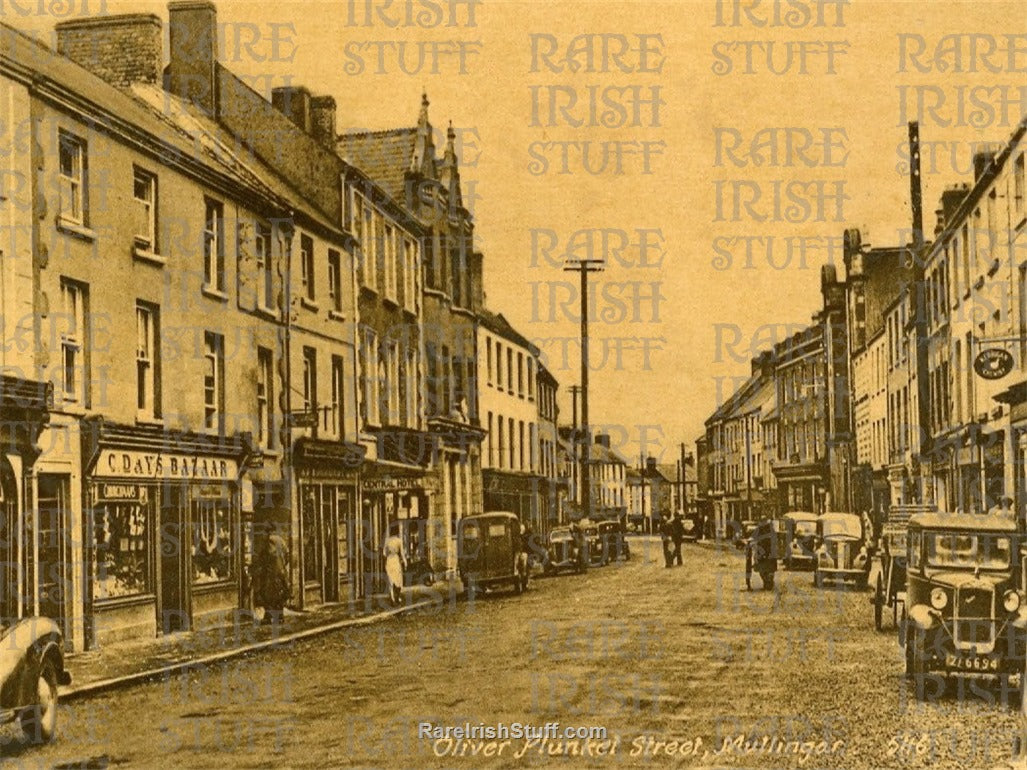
top-left (0, 461), bottom-right (18, 622)
top-left (36, 474), bottom-right (68, 633)
top-left (322, 486), bottom-right (338, 602)
top-left (336, 488), bottom-right (353, 602)
top-left (160, 487), bottom-right (188, 633)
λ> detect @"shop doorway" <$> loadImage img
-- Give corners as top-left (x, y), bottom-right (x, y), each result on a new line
top-left (159, 488), bottom-right (188, 633)
top-left (0, 460), bottom-right (17, 622)
top-left (36, 474), bottom-right (69, 633)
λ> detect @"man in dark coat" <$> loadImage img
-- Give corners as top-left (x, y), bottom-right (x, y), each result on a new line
top-left (670, 512), bottom-right (685, 566)
top-left (253, 528), bottom-right (290, 624)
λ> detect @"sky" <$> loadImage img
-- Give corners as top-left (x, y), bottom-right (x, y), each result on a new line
top-left (10, 0), bottom-right (1027, 465)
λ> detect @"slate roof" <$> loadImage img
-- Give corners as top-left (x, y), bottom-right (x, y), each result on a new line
top-left (478, 307), bottom-right (537, 354)
top-left (336, 128), bottom-right (417, 204)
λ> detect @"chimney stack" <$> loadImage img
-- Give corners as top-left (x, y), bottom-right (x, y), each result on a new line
top-left (166, 1), bottom-right (219, 117)
top-left (972, 144), bottom-right (1002, 182)
top-left (271, 86), bottom-right (312, 132)
top-left (56, 14), bottom-right (163, 89)
top-left (310, 95), bottom-right (337, 148)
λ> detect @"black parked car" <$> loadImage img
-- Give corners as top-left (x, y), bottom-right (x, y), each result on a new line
top-left (597, 520), bottom-right (631, 564)
top-left (544, 526), bottom-right (582, 575)
top-left (0, 616), bottom-right (72, 743)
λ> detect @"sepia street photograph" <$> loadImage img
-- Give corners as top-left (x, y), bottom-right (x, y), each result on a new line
top-left (1, 0), bottom-right (1027, 767)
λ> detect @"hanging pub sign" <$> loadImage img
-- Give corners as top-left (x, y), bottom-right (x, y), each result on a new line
top-left (974, 348), bottom-right (1015, 380)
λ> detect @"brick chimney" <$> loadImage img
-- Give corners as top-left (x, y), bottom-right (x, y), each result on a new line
top-left (937, 184), bottom-right (970, 231)
top-left (972, 144), bottom-right (1003, 182)
top-left (166, 0), bottom-right (219, 117)
top-left (595, 434), bottom-right (611, 449)
top-left (55, 14), bottom-right (163, 89)
top-left (310, 95), bottom-right (337, 148)
top-left (271, 86), bottom-right (312, 132)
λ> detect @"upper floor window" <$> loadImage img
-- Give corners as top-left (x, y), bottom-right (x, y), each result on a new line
top-left (132, 167), bottom-right (157, 251)
top-left (302, 347), bottom-right (318, 416)
top-left (203, 331), bottom-right (224, 431)
top-left (527, 359), bottom-right (535, 401)
top-left (403, 238), bottom-right (417, 313)
top-left (517, 352), bottom-right (525, 398)
top-left (257, 346), bottom-right (274, 449)
top-left (486, 336), bottom-right (493, 386)
top-left (59, 278), bottom-right (88, 404)
top-left (331, 354), bottom-right (346, 438)
top-left (384, 224), bottom-right (397, 302)
top-left (203, 199), bottom-right (225, 292)
top-left (136, 302), bottom-right (160, 420)
top-left (327, 249), bottom-right (343, 314)
top-left (58, 132), bottom-right (86, 225)
top-left (300, 234), bottom-right (315, 302)
top-left (256, 222), bottom-right (274, 311)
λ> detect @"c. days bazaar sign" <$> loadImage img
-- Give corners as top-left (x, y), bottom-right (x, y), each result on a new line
top-left (97, 449), bottom-right (238, 481)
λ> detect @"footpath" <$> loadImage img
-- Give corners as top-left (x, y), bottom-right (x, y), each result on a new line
top-left (61, 580), bottom-right (462, 701)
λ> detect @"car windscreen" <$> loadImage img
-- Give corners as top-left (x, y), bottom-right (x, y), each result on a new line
top-left (820, 516), bottom-right (861, 538)
top-left (926, 532), bottom-right (1011, 570)
top-left (794, 521), bottom-right (817, 537)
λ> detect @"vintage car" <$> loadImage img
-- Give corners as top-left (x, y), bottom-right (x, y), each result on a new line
top-left (781, 511), bottom-right (819, 571)
top-left (814, 512), bottom-right (870, 589)
top-left (544, 526), bottom-right (582, 575)
top-left (678, 512), bottom-right (702, 543)
top-left (457, 512), bottom-right (529, 596)
top-left (873, 521), bottom-right (909, 631)
top-left (0, 617), bottom-right (71, 743)
top-left (597, 520), bottom-right (631, 564)
top-left (574, 520), bottom-right (603, 567)
top-left (902, 512), bottom-right (1027, 703)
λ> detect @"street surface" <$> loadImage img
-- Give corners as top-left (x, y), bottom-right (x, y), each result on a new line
top-left (2, 537), bottom-right (1022, 769)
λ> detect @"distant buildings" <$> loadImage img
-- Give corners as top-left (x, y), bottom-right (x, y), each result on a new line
top-left (697, 117), bottom-right (1027, 535)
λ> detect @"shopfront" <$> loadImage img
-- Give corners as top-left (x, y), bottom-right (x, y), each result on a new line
top-left (82, 422), bottom-right (252, 647)
top-left (0, 375), bottom-right (54, 628)
top-left (360, 465), bottom-right (435, 596)
top-left (292, 438), bottom-right (363, 608)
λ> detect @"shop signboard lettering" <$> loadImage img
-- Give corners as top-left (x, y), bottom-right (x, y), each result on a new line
top-left (99, 483), bottom-right (140, 501)
top-left (97, 449), bottom-right (238, 481)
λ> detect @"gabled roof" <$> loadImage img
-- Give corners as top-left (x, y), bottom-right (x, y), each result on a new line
top-left (478, 307), bottom-right (538, 355)
top-left (336, 128), bottom-right (417, 204)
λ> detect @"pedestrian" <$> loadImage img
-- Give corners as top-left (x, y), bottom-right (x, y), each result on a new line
top-left (670, 511), bottom-right (685, 566)
top-left (252, 525), bottom-right (290, 625)
top-left (660, 514), bottom-right (673, 568)
top-left (382, 524), bottom-right (407, 606)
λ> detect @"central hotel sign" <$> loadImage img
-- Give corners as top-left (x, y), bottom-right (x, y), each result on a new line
top-left (96, 449), bottom-right (239, 481)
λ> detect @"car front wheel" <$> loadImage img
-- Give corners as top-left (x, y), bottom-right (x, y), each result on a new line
top-left (20, 660), bottom-right (59, 743)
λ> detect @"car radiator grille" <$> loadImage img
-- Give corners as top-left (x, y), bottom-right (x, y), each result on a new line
top-left (955, 585), bottom-right (995, 648)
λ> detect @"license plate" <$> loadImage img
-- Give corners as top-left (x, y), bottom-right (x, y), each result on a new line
top-left (945, 654), bottom-right (998, 671)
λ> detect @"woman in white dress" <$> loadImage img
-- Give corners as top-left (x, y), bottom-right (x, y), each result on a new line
top-left (382, 527), bottom-right (407, 605)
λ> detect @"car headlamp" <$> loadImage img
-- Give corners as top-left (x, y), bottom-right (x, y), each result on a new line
top-left (1004, 590), bottom-right (1021, 613)
top-left (930, 587), bottom-right (948, 610)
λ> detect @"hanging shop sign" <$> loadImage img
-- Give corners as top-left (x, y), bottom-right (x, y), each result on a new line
top-left (974, 349), bottom-right (1014, 380)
